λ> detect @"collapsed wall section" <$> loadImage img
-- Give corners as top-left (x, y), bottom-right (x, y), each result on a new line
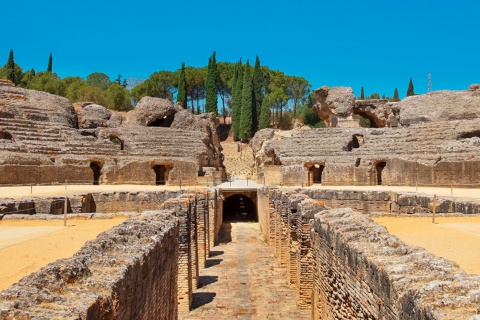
top-left (0, 211), bottom-right (179, 319)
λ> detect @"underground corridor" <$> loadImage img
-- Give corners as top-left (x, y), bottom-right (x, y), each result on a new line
top-left (221, 193), bottom-right (258, 222)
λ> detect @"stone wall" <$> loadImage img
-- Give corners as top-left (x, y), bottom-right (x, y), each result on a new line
top-left (266, 190), bottom-right (480, 319)
top-left (0, 189), bottom-right (213, 318)
top-left (0, 211), bottom-right (179, 319)
top-left (311, 208), bottom-right (480, 319)
top-left (292, 188), bottom-right (480, 215)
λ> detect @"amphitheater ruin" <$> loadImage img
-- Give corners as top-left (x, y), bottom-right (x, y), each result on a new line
top-left (1, 79), bottom-right (480, 319)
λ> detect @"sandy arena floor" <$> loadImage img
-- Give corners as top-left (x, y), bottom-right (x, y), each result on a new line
top-left (0, 217), bottom-right (127, 291)
top-left (373, 216), bottom-right (480, 275)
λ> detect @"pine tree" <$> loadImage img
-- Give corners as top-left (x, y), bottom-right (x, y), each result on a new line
top-left (393, 88), bottom-right (400, 101)
top-left (205, 52), bottom-right (218, 114)
top-left (360, 86), bottom-right (364, 99)
top-left (177, 62), bottom-right (187, 107)
top-left (259, 95), bottom-right (271, 129)
top-left (382, 93), bottom-right (386, 99)
top-left (47, 53), bottom-right (52, 73)
top-left (406, 78), bottom-right (415, 96)
top-left (232, 60), bottom-right (243, 141)
top-left (6, 50), bottom-right (15, 83)
top-left (240, 60), bottom-right (253, 140)
top-left (252, 55), bottom-right (263, 133)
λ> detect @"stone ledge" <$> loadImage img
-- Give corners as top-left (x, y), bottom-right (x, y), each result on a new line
top-left (0, 211), bottom-right (179, 319)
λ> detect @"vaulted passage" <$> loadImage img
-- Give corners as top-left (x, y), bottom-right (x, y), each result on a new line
top-left (309, 164), bottom-right (324, 185)
top-left (222, 194), bottom-right (257, 222)
top-left (153, 165), bottom-right (168, 185)
top-left (148, 114), bottom-right (175, 127)
top-left (376, 161), bottom-right (387, 185)
top-left (90, 162), bottom-right (102, 185)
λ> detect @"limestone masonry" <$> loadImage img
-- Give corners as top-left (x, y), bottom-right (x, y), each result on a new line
top-left (252, 84), bottom-right (480, 187)
top-left (0, 80), bottom-right (224, 186)
top-left (2, 80), bottom-right (480, 319)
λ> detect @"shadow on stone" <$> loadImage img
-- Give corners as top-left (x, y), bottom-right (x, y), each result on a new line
top-left (191, 292), bottom-right (217, 310)
top-left (199, 275), bottom-right (218, 286)
top-left (205, 259), bottom-right (223, 268)
top-left (218, 222), bottom-right (232, 244)
top-left (209, 250), bottom-right (224, 257)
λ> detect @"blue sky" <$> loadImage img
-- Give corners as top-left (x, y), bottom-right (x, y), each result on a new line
top-left (2, 0), bottom-right (479, 98)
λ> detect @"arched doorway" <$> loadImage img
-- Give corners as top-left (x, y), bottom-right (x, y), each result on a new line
top-left (110, 135), bottom-right (124, 150)
top-left (0, 131), bottom-right (13, 140)
top-left (309, 164), bottom-right (324, 186)
top-left (153, 165), bottom-right (168, 185)
top-left (222, 194), bottom-right (257, 222)
top-left (90, 162), bottom-right (102, 185)
top-left (376, 161), bottom-right (387, 185)
top-left (148, 114), bottom-right (175, 127)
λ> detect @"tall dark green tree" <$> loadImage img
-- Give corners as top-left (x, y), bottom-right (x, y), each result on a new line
top-left (205, 51), bottom-right (218, 114)
top-left (6, 50), bottom-right (15, 83)
top-left (177, 62), bottom-right (187, 107)
top-left (47, 53), bottom-right (52, 73)
top-left (393, 88), bottom-right (400, 101)
top-left (239, 60), bottom-right (253, 140)
top-left (232, 60), bottom-right (243, 140)
top-left (252, 55), bottom-right (263, 132)
top-left (406, 78), bottom-right (415, 96)
top-left (360, 86), bottom-right (365, 99)
top-left (259, 94), bottom-right (271, 129)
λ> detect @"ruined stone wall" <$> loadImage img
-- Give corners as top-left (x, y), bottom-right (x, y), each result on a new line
top-left (266, 190), bottom-right (480, 319)
top-left (311, 208), bottom-right (480, 319)
top-left (0, 212), bottom-right (179, 319)
top-left (0, 190), bottom-right (216, 319)
top-left (292, 188), bottom-right (480, 215)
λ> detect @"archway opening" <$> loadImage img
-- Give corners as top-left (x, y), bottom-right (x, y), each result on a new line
top-left (90, 162), bottom-right (102, 185)
top-left (376, 161), bottom-right (387, 185)
top-left (110, 136), bottom-right (124, 150)
top-left (148, 114), bottom-right (175, 127)
top-left (153, 165), bottom-right (168, 185)
top-left (222, 194), bottom-right (257, 222)
top-left (309, 164), bottom-right (324, 185)
top-left (0, 131), bottom-right (13, 140)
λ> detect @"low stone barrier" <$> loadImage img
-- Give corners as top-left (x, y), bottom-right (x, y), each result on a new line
top-left (0, 211), bottom-right (179, 319)
top-left (266, 190), bottom-right (480, 319)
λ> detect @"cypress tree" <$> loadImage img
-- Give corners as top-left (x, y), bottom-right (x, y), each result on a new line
top-left (205, 51), bottom-right (218, 114)
top-left (47, 53), bottom-right (52, 73)
top-left (232, 60), bottom-right (243, 141)
top-left (393, 88), bottom-right (400, 101)
top-left (406, 78), bottom-right (415, 96)
top-left (177, 62), bottom-right (187, 107)
top-left (382, 93), bottom-right (386, 99)
top-left (259, 95), bottom-right (271, 129)
top-left (360, 86), bottom-right (364, 99)
top-left (240, 60), bottom-right (253, 140)
top-left (6, 50), bottom-right (15, 83)
top-left (252, 55), bottom-right (263, 133)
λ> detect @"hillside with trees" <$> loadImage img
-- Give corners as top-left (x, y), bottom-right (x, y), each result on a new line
top-left (0, 49), bottom-right (410, 140)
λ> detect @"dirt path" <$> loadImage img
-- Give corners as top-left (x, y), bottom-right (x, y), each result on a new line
top-left (182, 222), bottom-right (309, 320)
top-left (0, 217), bottom-right (126, 291)
top-left (373, 216), bottom-right (480, 275)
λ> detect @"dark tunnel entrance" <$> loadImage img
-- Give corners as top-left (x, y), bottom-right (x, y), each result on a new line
top-left (222, 194), bottom-right (258, 222)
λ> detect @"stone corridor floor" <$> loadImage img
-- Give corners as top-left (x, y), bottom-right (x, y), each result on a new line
top-left (181, 222), bottom-right (310, 320)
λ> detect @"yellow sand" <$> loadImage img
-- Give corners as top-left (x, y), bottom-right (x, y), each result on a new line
top-left (373, 216), bottom-right (480, 275)
top-left (0, 217), bottom-right (127, 291)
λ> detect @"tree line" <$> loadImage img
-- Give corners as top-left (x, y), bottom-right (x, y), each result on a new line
top-left (359, 78), bottom-right (415, 101)
top-left (0, 50), bottom-right (132, 111)
top-left (1, 50), bottom-right (317, 136)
